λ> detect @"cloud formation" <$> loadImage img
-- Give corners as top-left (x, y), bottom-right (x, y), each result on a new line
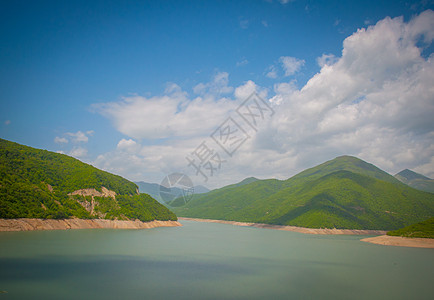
top-left (93, 10), bottom-right (434, 187)
top-left (55, 130), bottom-right (94, 159)
top-left (280, 56), bottom-right (305, 76)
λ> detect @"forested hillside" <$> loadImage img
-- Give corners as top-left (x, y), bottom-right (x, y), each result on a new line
top-left (0, 138), bottom-right (177, 221)
top-left (173, 156), bottom-right (434, 230)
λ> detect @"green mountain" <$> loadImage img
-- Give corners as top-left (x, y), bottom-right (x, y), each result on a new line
top-left (173, 156), bottom-right (434, 230)
top-left (394, 169), bottom-right (434, 193)
top-left (387, 217), bottom-right (434, 239)
top-left (0, 138), bottom-right (177, 221)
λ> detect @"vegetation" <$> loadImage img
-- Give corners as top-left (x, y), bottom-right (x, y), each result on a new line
top-left (0, 138), bottom-right (177, 221)
top-left (173, 156), bottom-right (434, 230)
top-left (394, 169), bottom-right (434, 193)
top-left (387, 217), bottom-right (434, 239)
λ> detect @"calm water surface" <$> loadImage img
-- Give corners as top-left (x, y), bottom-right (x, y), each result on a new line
top-left (0, 220), bottom-right (433, 300)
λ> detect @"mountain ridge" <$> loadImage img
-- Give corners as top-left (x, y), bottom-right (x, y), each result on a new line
top-left (173, 156), bottom-right (434, 230)
top-left (394, 169), bottom-right (434, 193)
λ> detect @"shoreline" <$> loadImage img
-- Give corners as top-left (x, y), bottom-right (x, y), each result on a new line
top-left (360, 235), bottom-right (434, 248)
top-left (0, 218), bottom-right (182, 232)
top-left (179, 217), bottom-right (387, 235)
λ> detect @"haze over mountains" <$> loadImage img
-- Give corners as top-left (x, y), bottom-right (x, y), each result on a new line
top-left (135, 181), bottom-right (209, 205)
top-left (394, 169), bottom-right (434, 193)
top-left (173, 156), bottom-right (434, 230)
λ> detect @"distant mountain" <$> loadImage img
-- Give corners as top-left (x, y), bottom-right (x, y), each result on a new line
top-left (135, 181), bottom-right (209, 204)
top-left (0, 138), bottom-right (177, 221)
top-left (173, 156), bottom-right (434, 230)
top-left (387, 217), bottom-right (434, 239)
top-left (394, 169), bottom-right (434, 193)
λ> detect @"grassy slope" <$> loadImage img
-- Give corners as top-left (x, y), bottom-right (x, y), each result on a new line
top-left (387, 217), bottom-right (434, 238)
top-left (0, 138), bottom-right (177, 221)
top-left (174, 156), bottom-right (434, 230)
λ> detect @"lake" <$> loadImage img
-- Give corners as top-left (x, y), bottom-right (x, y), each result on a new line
top-left (0, 220), bottom-right (433, 300)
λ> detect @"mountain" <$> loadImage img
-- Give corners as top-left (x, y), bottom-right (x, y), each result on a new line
top-left (394, 169), bottom-right (434, 193)
top-left (135, 181), bottom-right (209, 204)
top-left (0, 138), bottom-right (177, 221)
top-left (173, 156), bottom-right (434, 230)
top-left (387, 217), bottom-right (434, 239)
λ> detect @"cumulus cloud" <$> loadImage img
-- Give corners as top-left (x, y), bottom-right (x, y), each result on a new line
top-left (54, 137), bottom-right (68, 144)
top-left (193, 72), bottom-right (233, 96)
top-left (94, 82), bottom-right (238, 140)
top-left (266, 65), bottom-right (278, 78)
top-left (54, 130), bottom-right (93, 161)
top-left (67, 130), bottom-right (91, 143)
top-left (316, 54), bottom-right (338, 67)
top-left (262, 10), bottom-right (434, 177)
top-left (93, 10), bottom-right (434, 186)
top-left (69, 147), bottom-right (88, 159)
top-left (280, 56), bottom-right (305, 76)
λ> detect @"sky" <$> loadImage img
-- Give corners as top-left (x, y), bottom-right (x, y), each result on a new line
top-left (1, 0), bottom-right (434, 189)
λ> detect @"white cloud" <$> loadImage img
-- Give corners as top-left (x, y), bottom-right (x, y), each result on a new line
top-left (234, 80), bottom-right (267, 100)
top-left (67, 130), bottom-right (90, 143)
top-left (55, 130), bottom-right (93, 160)
top-left (316, 53), bottom-right (338, 67)
top-left (69, 147), bottom-right (88, 159)
top-left (193, 72), bottom-right (233, 96)
top-left (93, 10), bottom-right (434, 187)
top-left (94, 83), bottom-right (238, 140)
top-left (236, 59), bottom-right (249, 67)
top-left (262, 20), bottom-right (269, 28)
top-left (280, 56), bottom-right (305, 76)
top-left (117, 138), bottom-right (141, 153)
top-left (54, 137), bottom-right (68, 144)
top-left (266, 65), bottom-right (278, 78)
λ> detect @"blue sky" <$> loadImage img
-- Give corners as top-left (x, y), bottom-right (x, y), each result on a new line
top-left (1, 0), bottom-right (434, 188)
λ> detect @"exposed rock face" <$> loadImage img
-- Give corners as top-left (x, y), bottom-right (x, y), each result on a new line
top-left (46, 184), bottom-right (53, 192)
top-left (0, 218), bottom-right (181, 231)
top-left (69, 187), bottom-right (116, 199)
top-left (69, 187), bottom-right (118, 216)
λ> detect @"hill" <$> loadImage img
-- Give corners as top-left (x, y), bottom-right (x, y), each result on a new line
top-left (394, 169), bottom-right (434, 193)
top-left (173, 156), bottom-right (434, 230)
top-left (0, 138), bottom-right (177, 222)
top-left (135, 181), bottom-right (209, 204)
top-left (387, 217), bottom-right (434, 239)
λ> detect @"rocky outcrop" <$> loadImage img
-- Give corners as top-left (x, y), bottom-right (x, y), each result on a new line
top-left (69, 187), bottom-right (118, 216)
top-left (0, 218), bottom-right (181, 231)
top-left (69, 187), bottom-right (116, 199)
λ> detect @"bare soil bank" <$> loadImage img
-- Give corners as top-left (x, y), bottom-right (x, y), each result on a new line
top-left (179, 217), bottom-right (386, 235)
top-left (361, 235), bottom-right (434, 248)
top-left (0, 218), bottom-right (181, 231)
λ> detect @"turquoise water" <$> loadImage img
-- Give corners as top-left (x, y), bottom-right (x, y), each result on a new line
top-left (0, 220), bottom-right (433, 300)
